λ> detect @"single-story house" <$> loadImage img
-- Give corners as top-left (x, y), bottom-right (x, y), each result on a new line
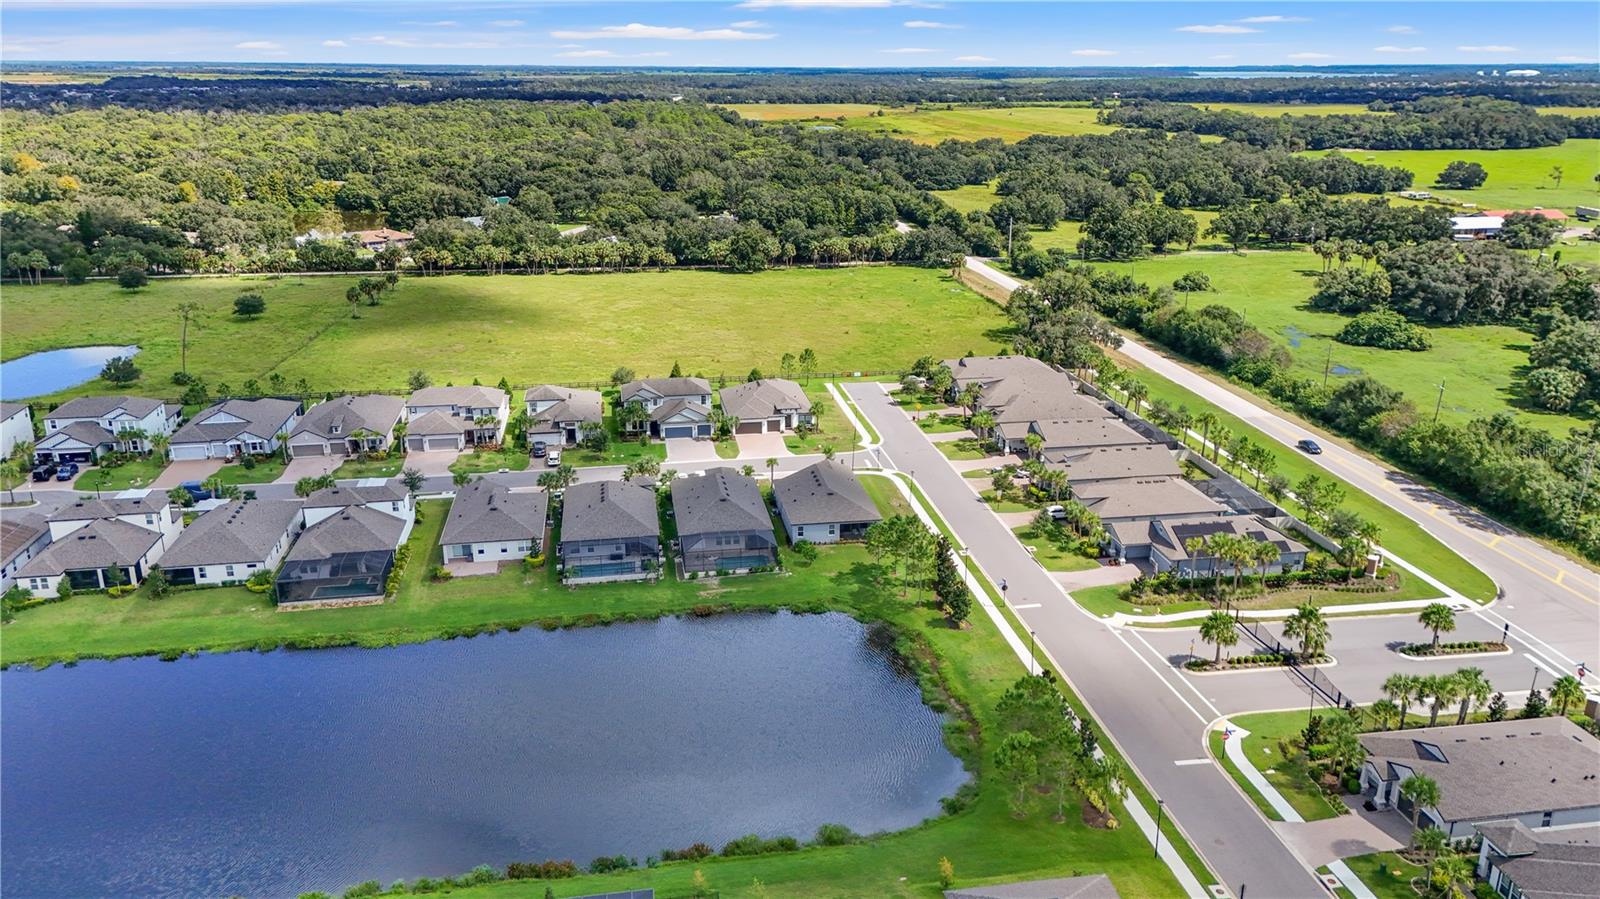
top-left (718, 379), bottom-right (813, 434)
top-left (1073, 477), bottom-right (1224, 525)
top-left (16, 493), bottom-right (183, 593)
top-left (287, 394), bottom-right (405, 458)
top-left (43, 395), bottom-right (179, 453)
top-left (671, 467), bottom-right (777, 574)
top-left (275, 480), bottom-right (414, 605)
top-left (168, 398), bottom-right (301, 461)
top-left (1041, 444), bottom-right (1182, 487)
top-left (559, 479), bottom-right (661, 584)
top-left (1, 512), bottom-right (50, 592)
top-left (1024, 417), bottom-right (1150, 456)
top-left (945, 873), bottom-right (1120, 899)
top-left (1359, 718), bottom-right (1600, 841)
top-left (1451, 215), bottom-right (1504, 240)
top-left (1475, 819), bottom-right (1600, 899)
top-left (773, 459), bottom-right (882, 544)
top-left (1486, 208), bottom-right (1568, 221)
top-left (159, 498), bottom-right (304, 586)
top-left (440, 482), bottom-right (548, 565)
top-left (620, 377), bottom-right (713, 438)
top-left (523, 385), bottom-right (604, 447)
top-left (648, 399), bottom-right (714, 440)
top-left (944, 356), bottom-right (1117, 454)
top-left (404, 386), bottom-right (509, 449)
top-left (349, 228), bottom-right (413, 251)
top-left (1106, 515), bottom-right (1308, 574)
top-left (1, 402), bottom-right (34, 459)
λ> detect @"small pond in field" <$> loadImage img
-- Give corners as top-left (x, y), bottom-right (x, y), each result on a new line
top-left (0, 345), bottom-right (139, 399)
top-left (0, 611), bottom-right (967, 898)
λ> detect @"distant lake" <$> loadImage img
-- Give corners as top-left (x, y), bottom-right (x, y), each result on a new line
top-left (1, 611), bottom-right (967, 898)
top-left (0, 345), bottom-right (138, 399)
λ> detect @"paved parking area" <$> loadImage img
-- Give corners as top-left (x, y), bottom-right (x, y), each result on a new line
top-left (151, 459), bottom-right (224, 489)
top-left (665, 438), bottom-right (719, 463)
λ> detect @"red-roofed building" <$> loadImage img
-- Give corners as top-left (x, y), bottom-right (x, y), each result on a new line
top-left (1486, 208), bottom-right (1568, 221)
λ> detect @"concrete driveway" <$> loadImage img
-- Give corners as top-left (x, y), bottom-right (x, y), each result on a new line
top-left (277, 455), bottom-right (340, 483)
top-left (665, 438), bottom-right (719, 463)
top-left (402, 451), bottom-right (458, 477)
top-left (151, 459), bottom-right (224, 489)
top-left (733, 431), bottom-right (789, 459)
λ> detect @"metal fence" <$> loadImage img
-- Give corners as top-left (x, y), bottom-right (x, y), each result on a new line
top-left (1223, 599), bottom-right (1354, 711)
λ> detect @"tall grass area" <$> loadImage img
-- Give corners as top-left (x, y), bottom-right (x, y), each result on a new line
top-left (1301, 139), bottom-right (1600, 214)
top-left (837, 105), bottom-right (1117, 143)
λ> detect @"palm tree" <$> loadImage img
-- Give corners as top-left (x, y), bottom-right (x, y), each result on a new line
top-left (1550, 674), bottom-right (1585, 716)
top-left (1369, 698), bottom-right (1400, 731)
top-left (1251, 539), bottom-right (1279, 581)
top-left (1453, 667), bottom-right (1491, 725)
top-left (1432, 853), bottom-right (1473, 899)
top-left (1124, 380), bottom-right (1148, 412)
top-left (1199, 610), bottom-right (1238, 665)
top-left (1383, 672), bottom-right (1421, 730)
top-left (1192, 411), bottom-right (1217, 453)
top-left (1399, 774), bottom-right (1441, 839)
top-left (1169, 407), bottom-right (1193, 447)
top-left (1419, 603), bottom-right (1456, 650)
top-left (1183, 536), bottom-right (1207, 580)
top-left (1424, 673), bottom-right (1462, 727)
top-left (1282, 602), bottom-right (1329, 660)
top-left (1414, 827), bottom-right (1448, 879)
top-left (1024, 432), bottom-right (1044, 459)
top-left (970, 409), bottom-right (996, 439)
top-left (765, 457), bottom-right (778, 484)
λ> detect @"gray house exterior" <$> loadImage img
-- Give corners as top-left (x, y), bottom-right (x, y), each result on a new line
top-left (620, 377), bottom-right (713, 439)
top-left (718, 379), bottom-right (813, 433)
top-left (773, 460), bottom-right (882, 544)
top-left (559, 479), bottom-right (661, 584)
top-left (1106, 515), bottom-right (1308, 575)
top-left (1475, 819), bottom-right (1600, 899)
top-left (287, 394), bottom-right (404, 458)
top-left (441, 482), bottom-right (548, 565)
top-left (523, 385), bottom-right (603, 447)
top-left (160, 498), bottom-right (304, 586)
top-left (671, 468), bottom-right (777, 574)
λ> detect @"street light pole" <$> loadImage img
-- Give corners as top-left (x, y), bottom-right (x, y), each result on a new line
top-left (1029, 629), bottom-right (1037, 676)
top-left (1153, 798), bottom-right (1165, 858)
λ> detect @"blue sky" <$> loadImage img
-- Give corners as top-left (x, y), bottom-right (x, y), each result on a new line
top-left (3, 1), bottom-right (1596, 68)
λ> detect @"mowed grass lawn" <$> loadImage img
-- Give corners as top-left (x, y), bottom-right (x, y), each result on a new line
top-left (839, 104), bottom-right (1118, 143)
top-left (1089, 249), bottom-right (1593, 434)
top-left (2, 268), bottom-right (1009, 403)
top-left (1302, 139), bottom-right (1600, 213)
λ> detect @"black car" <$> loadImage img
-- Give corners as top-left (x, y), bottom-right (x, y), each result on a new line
top-left (532, 441), bottom-right (547, 458)
top-left (54, 462), bottom-right (80, 481)
top-left (1296, 439), bottom-right (1323, 455)
top-left (31, 462), bottom-right (57, 482)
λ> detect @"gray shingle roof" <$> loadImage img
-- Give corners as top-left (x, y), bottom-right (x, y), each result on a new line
top-left (945, 874), bottom-right (1120, 899)
top-left (17, 519), bottom-right (161, 576)
top-left (48, 494), bottom-right (169, 523)
top-left (1, 402), bottom-right (29, 420)
top-left (47, 395), bottom-right (166, 420)
top-left (560, 479), bottom-right (659, 543)
top-left (41, 421), bottom-right (116, 448)
top-left (302, 480), bottom-right (408, 509)
top-left (621, 377), bottom-right (711, 403)
top-left (1110, 515), bottom-right (1307, 560)
top-left (1074, 477), bottom-right (1222, 521)
top-left (292, 394), bottom-right (403, 441)
top-left (441, 482), bottom-right (548, 545)
top-left (719, 379), bottom-right (811, 420)
top-left (170, 398), bottom-right (299, 445)
top-left (284, 505), bottom-right (406, 560)
top-left (1029, 417), bottom-right (1148, 451)
top-left (774, 460), bottom-right (882, 527)
top-left (404, 409), bottom-right (469, 437)
top-left (649, 398), bottom-right (711, 423)
top-left (1477, 819), bottom-right (1600, 899)
top-left (406, 385), bottom-right (507, 409)
top-left (1043, 444), bottom-right (1182, 482)
top-left (524, 386), bottom-right (603, 427)
top-left (1, 512), bottom-right (47, 560)
top-left (1360, 718), bottom-right (1600, 823)
top-left (160, 499), bottom-right (302, 568)
top-left (671, 468), bottom-right (770, 536)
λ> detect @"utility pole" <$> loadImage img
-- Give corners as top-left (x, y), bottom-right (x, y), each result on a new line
top-left (1007, 218), bottom-right (1014, 259)
top-left (1322, 343), bottom-right (1332, 388)
top-left (1433, 379), bottom-right (1446, 423)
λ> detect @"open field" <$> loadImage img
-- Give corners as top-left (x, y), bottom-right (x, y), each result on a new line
top-left (838, 105), bottom-right (1117, 143)
top-left (933, 181), bottom-right (1220, 252)
top-left (722, 102), bottom-right (886, 121)
top-left (1089, 250), bottom-right (1593, 434)
top-left (1302, 139), bottom-right (1600, 213)
top-left (1, 268), bottom-right (1009, 403)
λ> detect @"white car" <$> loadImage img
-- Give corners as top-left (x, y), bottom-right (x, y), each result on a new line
top-left (1045, 504), bottom-right (1067, 520)
top-left (546, 450), bottom-right (562, 467)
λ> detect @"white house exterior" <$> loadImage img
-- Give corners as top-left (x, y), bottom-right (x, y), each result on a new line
top-left (168, 398), bottom-right (301, 461)
top-left (620, 377), bottom-right (713, 439)
top-left (15, 493), bottom-right (184, 594)
top-left (158, 498), bottom-right (304, 586)
top-left (1451, 214), bottom-right (1504, 240)
top-left (718, 379), bottom-right (813, 434)
top-left (34, 395), bottom-right (180, 463)
top-left (404, 386), bottom-right (509, 450)
top-left (439, 481), bottom-right (548, 566)
top-left (773, 460), bottom-right (882, 545)
top-left (301, 480), bottom-right (415, 535)
top-left (0, 402), bottom-right (33, 460)
top-left (1, 512), bottom-right (51, 592)
top-left (523, 385), bottom-right (603, 447)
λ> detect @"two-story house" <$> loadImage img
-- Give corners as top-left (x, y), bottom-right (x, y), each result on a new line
top-left (523, 385), bottom-right (604, 447)
top-left (403, 386), bottom-right (509, 452)
top-left (168, 398), bottom-right (301, 461)
top-left (34, 396), bottom-right (180, 464)
top-left (14, 493), bottom-right (184, 593)
top-left (275, 479), bottom-right (415, 605)
top-left (1, 402), bottom-right (34, 460)
top-left (620, 377), bottom-right (713, 440)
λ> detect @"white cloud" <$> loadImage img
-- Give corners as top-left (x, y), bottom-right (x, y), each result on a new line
top-left (1556, 55), bottom-right (1598, 63)
top-left (321, 39), bottom-right (347, 47)
top-left (488, 19), bottom-right (525, 28)
top-left (1287, 52), bottom-right (1332, 60)
top-left (904, 20), bottom-right (960, 29)
top-left (729, 20), bottom-right (766, 28)
top-left (1238, 15), bottom-right (1309, 23)
top-left (954, 55), bottom-right (994, 62)
top-left (550, 23), bottom-right (775, 41)
top-left (1177, 24), bottom-right (1260, 34)
top-left (234, 40), bottom-right (282, 50)
top-left (881, 46), bottom-right (935, 53)
top-left (1386, 24), bottom-right (1418, 34)
top-left (1373, 45), bottom-right (1426, 53)
top-left (1457, 45), bottom-right (1518, 52)
top-left (1209, 54), bottom-right (1236, 60)
top-left (1071, 48), bottom-right (1116, 57)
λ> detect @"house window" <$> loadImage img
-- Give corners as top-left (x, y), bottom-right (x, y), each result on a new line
top-left (247, 563), bottom-right (258, 569)
top-left (796, 526), bottom-right (805, 537)
top-left (198, 567), bottom-right (207, 578)
top-left (500, 546), bottom-right (508, 553)
top-left (145, 514), bottom-right (155, 525)
top-left (225, 565), bottom-right (236, 578)
top-left (28, 578), bottom-right (47, 591)
top-left (391, 502), bottom-right (401, 512)
top-left (1542, 811), bottom-right (1553, 827)
top-left (828, 524), bottom-right (837, 535)
top-left (477, 548), bottom-right (485, 555)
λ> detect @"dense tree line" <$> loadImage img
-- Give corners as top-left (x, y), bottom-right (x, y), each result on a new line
top-left (1104, 96), bottom-right (1600, 150)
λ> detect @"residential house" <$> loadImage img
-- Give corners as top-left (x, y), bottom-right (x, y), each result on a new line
top-left (671, 467), bottom-right (777, 574)
top-left (1, 512), bottom-right (50, 592)
top-left (168, 398), bottom-right (301, 461)
top-left (1358, 718), bottom-right (1600, 841)
top-left (718, 379), bottom-right (813, 434)
top-left (1475, 819), bottom-right (1600, 899)
top-left (1451, 215), bottom-right (1504, 240)
top-left (945, 874), bottom-right (1120, 899)
top-left (440, 482), bottom-right (548, 567)
top-left (1106, 515), bottom-right (1308, 574)
top-left (15, 493), bottom-right (183, 593)
top-left (275, 479), bottom-right (415, 605)
top-left (287, 394), bottom-right (405, 458)
top-left (1073, 477), bottom-right (1225, 525)
top-left (1, 402), bottom-right (33, 459)
top-left (1041, 444), bottom-right (1182, 487)
top-left (1486, 208), bottom-right (1568, 222)
top-left (773, 460), bottom-right (882, 545)
top-left (523, 385), bottom-right (604, 447)
top-left (559, 479), bottom-right (661, 584)
top-left (1027, 417), bottom-right (1150, 457)
top-left (35, 395), bottom-right (180, 463)
top-left (942, 356), bottom-right (1115, 453)
top-left (404, 386), bottom-right (509, 450)
top-left (159, 498), bottom-right (304, 586)
top-left (349, 228), bottom-right (413, 251)
top-left (620, 377), bottom-right (713, 439)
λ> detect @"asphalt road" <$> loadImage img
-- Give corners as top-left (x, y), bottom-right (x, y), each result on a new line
top-left (963, 256), bottom-right (1600, 681)
top-left (844, 380), bottom-right (1327, 899)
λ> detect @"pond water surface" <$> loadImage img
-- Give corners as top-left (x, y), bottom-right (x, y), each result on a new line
top-left (0, 345), bottom-right (139, 399)
top-left (1, 611), bottom-right (967, 898)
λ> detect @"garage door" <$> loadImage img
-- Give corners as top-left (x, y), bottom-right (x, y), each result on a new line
top-left (664, 426), bottom-right (694, 439)
top-left (292, 442), bottom-right (326, 456)
top-left (406, 436), bottom-right (428, 452)
top-left (426, 437), bottom-right (460, 451)
top-left (170, 444), bottom-right (209, 461)
top-left (767, 418), bottom-right (784, 432)
top-left (735, 420), bottom-right (764, 435)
